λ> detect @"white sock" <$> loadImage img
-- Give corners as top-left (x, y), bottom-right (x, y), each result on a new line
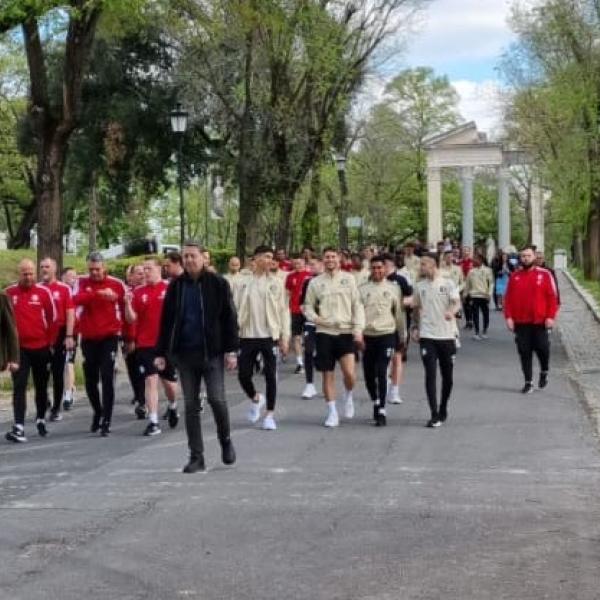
top-left (36, 418), bottom-right (45, 424)
top-left (168, 400), bottom-right (177, 409)
top-left (149, 412), bottom-right (158, 424)
top-left (296, 357), bottom-right (303, 366)
top-left (344, 390), bottom-right (353, 402)
top-left (15, 423), bottom-right (24, 431)
top-left (327, 401), bottom-right (337, 412)
top-left (391, 385), bottom-right (399, 394)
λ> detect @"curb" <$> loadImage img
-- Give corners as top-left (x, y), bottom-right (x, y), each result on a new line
top-left (559, 269), bottom-right (600, 438)
top-left (561, 269), bottom-right (600, 323)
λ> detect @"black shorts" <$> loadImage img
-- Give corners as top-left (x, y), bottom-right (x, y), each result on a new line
top-left (315, 333), bottom-right (355, 372)
top-left (291, 313), bottom-right (305, 336)
top-left (137, 348), bottom-right (178, 382)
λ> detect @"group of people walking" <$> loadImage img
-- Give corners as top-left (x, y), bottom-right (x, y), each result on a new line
top-left (0, 239), bottom-right (559, 473)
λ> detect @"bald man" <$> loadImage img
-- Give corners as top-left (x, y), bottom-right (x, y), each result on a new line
top-left (40, 257), bottom-right (75, 422)
top-left (5, 260), bottom-right (56, 443)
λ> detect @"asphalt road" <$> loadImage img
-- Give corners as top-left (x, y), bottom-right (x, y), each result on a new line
top-left (1, 312), bottom-right (600, 600)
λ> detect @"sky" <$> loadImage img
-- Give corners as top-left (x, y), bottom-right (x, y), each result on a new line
top-left (364, 0), bottom-right (516, 138)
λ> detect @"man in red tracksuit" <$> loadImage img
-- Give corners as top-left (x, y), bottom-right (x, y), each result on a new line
top-left (40, 257), bottom-right (75, 422)
top-left (285, 255), bottom-right (312, 374)
top-left (5, 259), bottom-right (56, 443)
top-left (504, 245), bottom-right (559, 394)
top-left (74, 252), bottom-right (127, 436)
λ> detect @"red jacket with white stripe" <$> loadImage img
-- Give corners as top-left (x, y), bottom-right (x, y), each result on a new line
top-left (504, 266), bottom-right (558, 325)
top-left (5, 283), bottom-right (56, 350)
top-left (73, 275), bottom-right (126, 340)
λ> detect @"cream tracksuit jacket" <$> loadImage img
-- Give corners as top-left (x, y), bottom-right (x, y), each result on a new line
top-left (302, 270), bottom-right (365, 336)
top-left (236, 273), bottom-right (291, 342)
top-left (439, 264), bottom-right (465, 293)
top-left (359, 280), bottom-right (405, 341)
top-left (464, 266), bottom-right (494, 299)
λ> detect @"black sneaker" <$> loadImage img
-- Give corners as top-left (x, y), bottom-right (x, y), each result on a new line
top-left (36, 421), bottom-right (48, 437)
top-left (100, 422), bottom-right (111, 437)
top-left (294, 365), bottom-right (304, 375)
top-left (162, 408), bottom-right (169, 420)
top-left (439, 405), bottom-right (448, 422)
top-left (221, 438), bottom-right (236, 465)
top-left (538, 372), bottom-right (548, 389)
top-left (134, 404), bottom-right (146, 420)
top-left (143, 422), bottom-right (161, 436)
top-left (373, 404), bottom-right (379, 423)
top-left (426, 419), bottom-right (442, 428)
top-left (167, 407), bottom-right (179, 429)
top-left (6, 426), bottom-right (27, 443)
top-left (183, 456), bottom-right (206, 474)
top-left (90, 414), bottom-right (101, 433)
top-left (521, 382), bottom-right (534, 394)
top-left (376, 409), bottom-right (387, 427)
top-left (49, 410), bottom-right (63, 422)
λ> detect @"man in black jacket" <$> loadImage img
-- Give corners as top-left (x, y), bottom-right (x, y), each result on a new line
top-left (155, 241), bottom-right (239, 474)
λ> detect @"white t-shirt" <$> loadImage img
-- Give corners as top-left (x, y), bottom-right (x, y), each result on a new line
top-left (414, 275), bottom-right (460, 340)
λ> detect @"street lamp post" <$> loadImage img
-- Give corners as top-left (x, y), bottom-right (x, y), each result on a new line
top-left (335, 153), bottom-right (349, 249)
top-left (170, 103), bottom-right (189, 248)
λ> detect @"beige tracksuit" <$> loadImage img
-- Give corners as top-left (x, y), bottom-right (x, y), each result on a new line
top-left (465, 266), bottom-right (494, 299)
top-left (236, 273), bottom-right (291, 342)
top-left (359, 280), bottom-right (405, 340)
top-left (302, 270), bottom-right (365, 336)
top-left (439, 264), bottom-right (465, 293)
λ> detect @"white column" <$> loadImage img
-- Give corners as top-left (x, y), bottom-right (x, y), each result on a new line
top-left (497, 167), bottom-right (511, 251)
top-left (531, 180), bottom-right (545, 252)
top-left (427, 167), bottom-right (442, 246)
top-left (461, 166), bottom-right (474, 249)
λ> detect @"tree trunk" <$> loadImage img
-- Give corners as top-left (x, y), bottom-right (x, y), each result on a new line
top-left (89, 173), bottom-right (98, 252)
top-left (36, 140), bottom-right (66, 267)
top-left (275, 189), bottom-right (294, 251)
top-left (584, 207), bottom-right (600, 279)
top-left (8, 201), bottom-right (37, 249)
top-left (302, 169), bottom-right (320, 249)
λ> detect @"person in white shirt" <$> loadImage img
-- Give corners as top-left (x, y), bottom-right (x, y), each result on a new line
top-left (411, 253), bottom-right (461, 428)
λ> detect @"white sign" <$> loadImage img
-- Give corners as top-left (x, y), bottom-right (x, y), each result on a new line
top-left (346, 217), bottom-right (362, 228)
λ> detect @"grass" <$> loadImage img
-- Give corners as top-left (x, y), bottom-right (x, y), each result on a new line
top-left (0, 250), bottom-right (88, 288)
top-left (569, 267), bottom-right (600, 306)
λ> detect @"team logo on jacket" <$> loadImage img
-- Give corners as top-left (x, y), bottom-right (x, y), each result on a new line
top-left (142, 294), bottom-right (148, 303)
top-left (341, 278), bottom-right (349, 285)
top-left (31, 294), bottom-right (39, 302)
top-left (53, 291), bottom-right (60, 300)
top-left (270, 284), bottom-right (278, 293)
top-left (12, 296), bottom-right (17, 305)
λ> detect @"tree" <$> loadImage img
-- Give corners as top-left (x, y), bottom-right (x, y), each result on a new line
top-left (347, 67), bottom-right (461, 243)
top-left (175, 0), bottom-right (424, 256)
top-left (502, 0), bottom-right (600, 277)
top-left (0, 0), bottom-right (147, 267)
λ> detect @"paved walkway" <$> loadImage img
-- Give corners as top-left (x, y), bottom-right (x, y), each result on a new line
top-left (557, 270), bottom-right (600, 436)
top-left (1, 305), bottom-right (600, 599)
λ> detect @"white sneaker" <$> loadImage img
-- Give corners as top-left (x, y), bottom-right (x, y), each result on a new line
top-left (472, 334), bottom-right (482, 341)
top-left (388, 387), bottom-right (402, 404)
top-left (455, 336), bottom-right (461, 349)
top-left (302, 383), bottom-right (317, 399)
top-left (343, 392), bottom-right (354, 419)
top-left (262, 415), bottom-right (277, 430)
top-left (324, 405), bottom-right (339, 427)
top-left (247, 394), bottom-right (266, 424)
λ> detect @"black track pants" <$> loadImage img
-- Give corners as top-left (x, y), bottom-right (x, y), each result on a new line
top-left (363, 334), bottom-right (396, 408)
top-left (420, 338), bottom-right (456, 420)
top-left (514, 324), bottom-right (550, 383)
top-left (238, 338), bottom-right (278, 411)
